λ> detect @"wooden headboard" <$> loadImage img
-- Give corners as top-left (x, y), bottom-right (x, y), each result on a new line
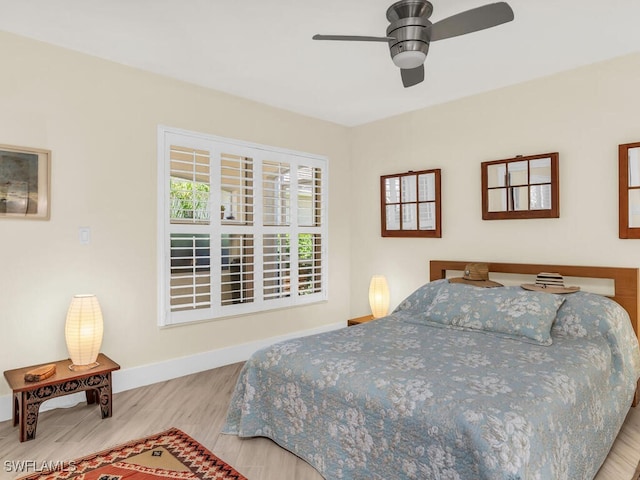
top-left (429, 260), bottom-right (640, 337)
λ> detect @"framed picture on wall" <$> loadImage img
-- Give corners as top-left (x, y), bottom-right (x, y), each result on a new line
top-left (481, 152), bottom-right (559, 220)
top-left (0, 144), bottom-right (51, 220)
top-left (380, 168), bottom-right (441, 237)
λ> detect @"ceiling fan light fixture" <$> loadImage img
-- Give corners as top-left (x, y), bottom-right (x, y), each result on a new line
top-left (313, 0), bottom-right (514, 87)
top-left (392, 50), bottom-right (426, 69)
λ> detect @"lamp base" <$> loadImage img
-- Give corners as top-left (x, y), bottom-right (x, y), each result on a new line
top-left (68, 361), bottom-right (100, 372)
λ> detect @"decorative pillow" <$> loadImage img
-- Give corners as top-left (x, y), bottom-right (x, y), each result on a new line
top-left (553, 291), bottom-right (625, 338)
top-left (424, 283), bottom-right (565, 345)
top-left (393, 278), bottom-right (448, 315)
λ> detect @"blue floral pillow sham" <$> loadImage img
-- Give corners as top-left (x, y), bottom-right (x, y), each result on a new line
top-left (422, 283), bottom-right (565, 345)
top-left (393, 278), bottom-right (448, 315)
top-left (553, 291), bottom-right (625, 338)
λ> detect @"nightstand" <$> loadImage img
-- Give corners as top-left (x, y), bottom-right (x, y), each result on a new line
top-left (4, 353), bottom-right (120, 442)
top-left (348, 314), bottom-right (375, 326)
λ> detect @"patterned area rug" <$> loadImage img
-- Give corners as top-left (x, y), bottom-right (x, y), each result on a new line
top-left (19, 428), bottom-right (247, 480)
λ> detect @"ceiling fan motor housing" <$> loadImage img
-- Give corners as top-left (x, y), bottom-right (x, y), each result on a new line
top-left (386, 0), bottom-right (433, 21)
top-left (387, 17), bottom-right (431, 62)
top-left (386, 0), bottom-right (433, 67)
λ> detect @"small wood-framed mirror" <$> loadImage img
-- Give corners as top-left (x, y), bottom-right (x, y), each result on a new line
top-left (380, 169), bottom-right (441, 237)
top-left (481, 152), bottom-right (559, 220)
top-left (619, 142), bottom-right (640, 239)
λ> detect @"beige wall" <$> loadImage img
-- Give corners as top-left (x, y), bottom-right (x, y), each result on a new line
top-left (351, 54), bottom-right (640, 316)
top-left (2, 29), bottom-right (640, 398)
top-left (349, 52), bottom-right (640, 315)
top-left (0, 32), bottom-right (351, 396)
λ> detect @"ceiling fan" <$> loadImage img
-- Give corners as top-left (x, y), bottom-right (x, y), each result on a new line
top-left (313, 0), bottom-right (514, 88)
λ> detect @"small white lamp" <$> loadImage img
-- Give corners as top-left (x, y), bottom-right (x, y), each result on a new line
top-left (369, 275), bottom-right (390, 318)
top-left (65, 294), bottom-right (103, 371)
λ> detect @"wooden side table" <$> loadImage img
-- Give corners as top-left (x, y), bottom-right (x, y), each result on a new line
top-left (3, 353), bottom-right (120, 442)
top-left (348, 314), bottom-right (375, 326)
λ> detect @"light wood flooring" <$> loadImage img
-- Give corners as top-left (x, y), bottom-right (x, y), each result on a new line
top-left (1, 362), bottom-right (639, 480)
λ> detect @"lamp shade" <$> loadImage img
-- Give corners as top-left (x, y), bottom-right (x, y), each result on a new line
top-left (369, 275), bottom-right (390, 318)
top-left (65, 294), bottom-right (103, 369)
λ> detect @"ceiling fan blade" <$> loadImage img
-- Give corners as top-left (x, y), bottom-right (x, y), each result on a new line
top-left (401, 65), bottom-right (424, 88)
top-left (429, 2), bottom-right (514, 42)
top-left (312, 34), bottom-right (394, 42)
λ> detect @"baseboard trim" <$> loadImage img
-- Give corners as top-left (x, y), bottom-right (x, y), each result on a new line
top-left (0, 322), bottom-right (344, 423)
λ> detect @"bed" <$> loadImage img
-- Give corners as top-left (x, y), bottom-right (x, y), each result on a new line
top-left (223, 261), bottom-right (640, 479)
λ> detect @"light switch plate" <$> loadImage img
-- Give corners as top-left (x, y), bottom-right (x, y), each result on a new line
top-left (79, 227), bottom-right (91, 245)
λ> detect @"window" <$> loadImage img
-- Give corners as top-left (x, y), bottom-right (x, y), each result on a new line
top-left (380, 169), bottom-right (441, 237)
top-left (481, 153), bottom-right (559, 220)
top-left (619, 142), bottom-right (640, 239)
top-left (158, 127), bottom-right (328, 326)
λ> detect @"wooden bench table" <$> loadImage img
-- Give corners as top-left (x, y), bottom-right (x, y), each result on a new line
top-left (3, 353), bottom-right (120, 442)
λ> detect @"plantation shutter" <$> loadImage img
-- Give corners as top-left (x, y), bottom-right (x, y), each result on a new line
top-left (168, 144), bottom-right (212, 317)
top-left (220, 153), bottom-right (256, 308)
top-left (170, 146), bottom-right (211, 222)
top-left (263, 233), bottom-right (291, 301)
top-left (297, 164), bottom-right (323, 296)
top-left (159, 127), bottom-right (327, 326)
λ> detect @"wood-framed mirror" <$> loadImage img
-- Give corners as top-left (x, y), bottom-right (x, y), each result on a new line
top-left (380, 169), bottom-right (441, 237)
top-left (481, 152), bottom-right (559, 220)
top-left (619, 142), bottom-right (640, 239)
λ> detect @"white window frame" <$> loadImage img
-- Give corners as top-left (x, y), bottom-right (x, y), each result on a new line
top-left (157, 126), bottom-right (328, 326)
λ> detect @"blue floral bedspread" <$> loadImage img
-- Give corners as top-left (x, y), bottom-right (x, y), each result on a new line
top-left (223, 281), bottom-right (640, 479)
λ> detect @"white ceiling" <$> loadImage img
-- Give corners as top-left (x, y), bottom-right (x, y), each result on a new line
top-left (0, 0), bottom-right (639, 126)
